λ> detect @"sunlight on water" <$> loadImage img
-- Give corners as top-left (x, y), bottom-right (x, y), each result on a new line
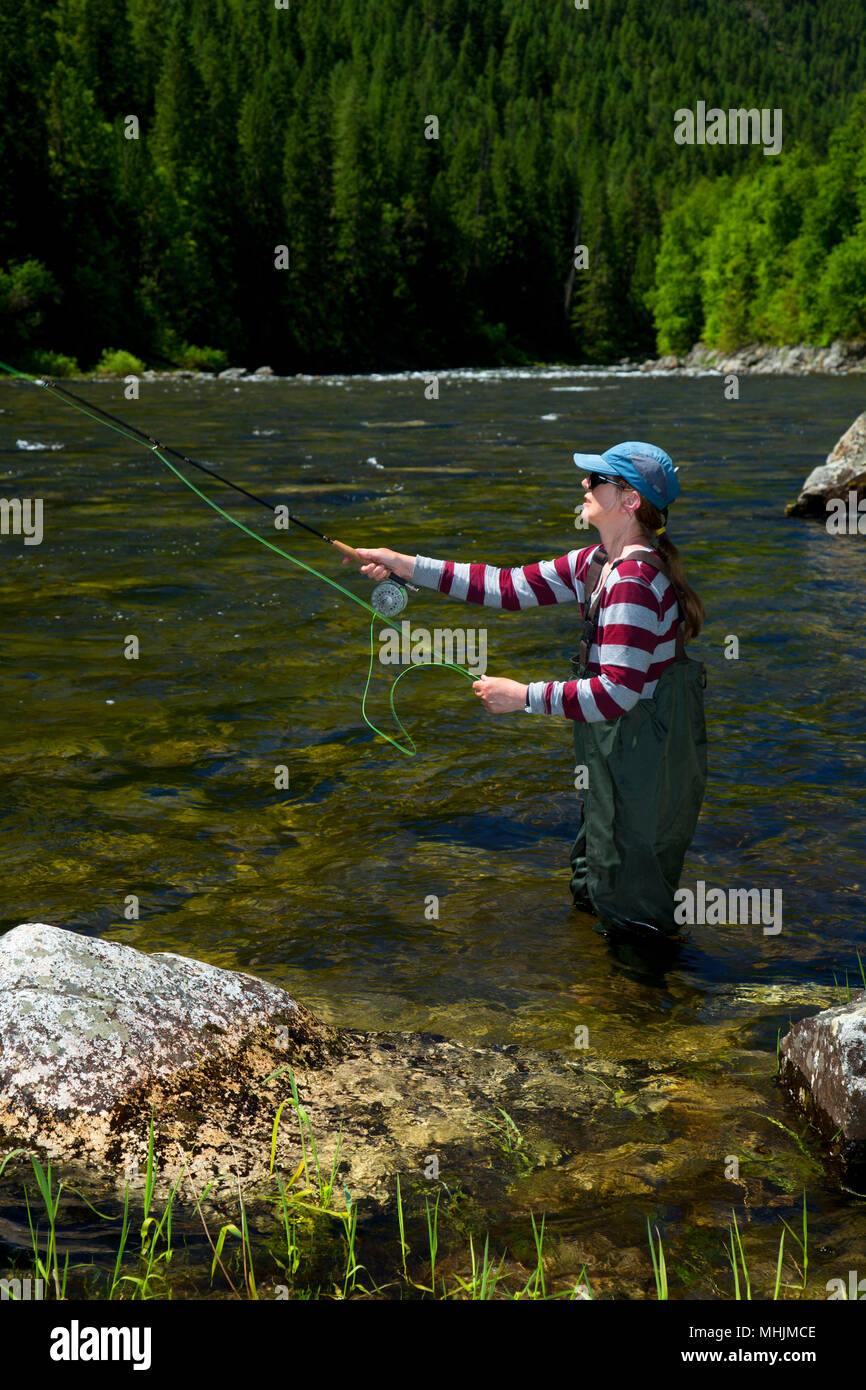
top-left (1, 369), bottom-right (865, 1290)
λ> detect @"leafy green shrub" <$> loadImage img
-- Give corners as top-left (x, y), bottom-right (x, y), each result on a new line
top-left (93, 348), bottom-right (146, 376)
top-left (28, 349), bottom-right (81, 378)
top-left (171, 341), bottom-right (228, 372)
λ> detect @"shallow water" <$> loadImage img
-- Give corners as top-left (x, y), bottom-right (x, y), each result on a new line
top-left (1, 368), bottom-right (865, 1296)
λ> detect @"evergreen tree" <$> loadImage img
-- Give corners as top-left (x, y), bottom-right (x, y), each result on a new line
top-left (4, 0), bottom-right (866, 369)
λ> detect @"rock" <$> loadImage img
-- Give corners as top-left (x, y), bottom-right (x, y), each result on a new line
top-left (682, 342), bottom-right (713, 368)
top-left (0, 923), bottom-right (339, 1199)
top-left (737, 343), bottom-right (764, 368)
top-left (717, 352), bottom-right (743, 374)
top-left (811, 339), bottom-right (866, 372)
top-left (217, 367), bottom-right (246, 379)
top-left (786, 411), bottom-right (866, 517)
top-left (779, 990), bottom-right (866, 1181)
top-left (0, 922), bottom-right (338, 1113)
top-left (752, 346), bottom-right (786, 373)
top-left (634, 339), bottom-right (866, 378)
top-left (817, 342), bottom-right (841, 372)
top-left (782, 345), bottom-right (809, 371)
top-left (0, 923), bottom-right (671, 1219)
top-left (252, 366), bottom-right (274, 376)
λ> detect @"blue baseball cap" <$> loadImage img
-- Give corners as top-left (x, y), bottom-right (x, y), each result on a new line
top-left (573, 441), bottom-right (680, 511)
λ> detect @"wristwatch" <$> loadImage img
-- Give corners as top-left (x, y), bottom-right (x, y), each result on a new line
top-left (524, 688), bottom-right (532, 713)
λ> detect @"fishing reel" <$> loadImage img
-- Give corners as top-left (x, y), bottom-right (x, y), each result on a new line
top-left (371, 576), bottom-right (410, 618)
top-left (329, 540), bottom-right (417, 618)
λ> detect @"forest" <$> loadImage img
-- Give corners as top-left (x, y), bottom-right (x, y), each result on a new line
top-left (2, 0), bottom-right (866, 371)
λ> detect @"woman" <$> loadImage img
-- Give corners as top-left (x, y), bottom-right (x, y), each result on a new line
top-left (348, 441), bottom-right (707, 942)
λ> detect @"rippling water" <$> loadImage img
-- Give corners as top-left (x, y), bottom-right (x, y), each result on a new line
top-left (2, 367), bottom-right (865, 1293)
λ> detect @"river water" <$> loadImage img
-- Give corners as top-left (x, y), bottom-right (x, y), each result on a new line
top-left (1, 367), bottom-right (865, 1297)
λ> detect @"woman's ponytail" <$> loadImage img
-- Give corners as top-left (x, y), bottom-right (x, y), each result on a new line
top-left (635, 498), bottom-right (705, 642)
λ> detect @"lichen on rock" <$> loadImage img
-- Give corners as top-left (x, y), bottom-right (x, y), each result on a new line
top-left (0, 922), bottom-right (659, 1218)
top-left (779, 989), bottom-right (866, 1181)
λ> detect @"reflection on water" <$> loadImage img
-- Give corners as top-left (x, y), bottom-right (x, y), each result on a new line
top-left (1, 369), bottom-right (865, 1292)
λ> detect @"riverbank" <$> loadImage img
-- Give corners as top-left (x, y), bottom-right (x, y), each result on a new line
top-left (13, 338), bottom-right (866, 384)
top-left (635, 339), bottom-right (866, 376)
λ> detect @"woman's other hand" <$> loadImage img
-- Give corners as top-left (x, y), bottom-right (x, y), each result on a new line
top-left (472, 676), bottom-right (528, 714)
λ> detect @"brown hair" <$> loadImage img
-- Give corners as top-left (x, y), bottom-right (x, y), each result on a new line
top-left (633, 496), bottom-right (705, 642)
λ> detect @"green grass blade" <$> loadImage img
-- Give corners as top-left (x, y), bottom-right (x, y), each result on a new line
top-left (773, 1229), bottom-right (785, 1301)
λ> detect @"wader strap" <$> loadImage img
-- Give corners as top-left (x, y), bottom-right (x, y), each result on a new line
top-left (577, 546), bottom-right (688, 669)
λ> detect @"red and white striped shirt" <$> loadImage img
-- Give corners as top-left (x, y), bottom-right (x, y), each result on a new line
top-left (412, 544), bottom-right (680, 722)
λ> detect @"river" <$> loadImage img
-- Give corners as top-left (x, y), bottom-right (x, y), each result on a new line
top-left (1, 366), bottom-right (864, 1297)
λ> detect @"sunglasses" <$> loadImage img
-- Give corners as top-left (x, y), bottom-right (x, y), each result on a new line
top-left (587, 472), bottom-right (628, 491)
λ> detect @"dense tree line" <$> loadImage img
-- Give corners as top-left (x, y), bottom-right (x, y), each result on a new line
top-left (654, 93), bottom-right (866, 352)
top-left (2, 0), bottom-right (866, 371)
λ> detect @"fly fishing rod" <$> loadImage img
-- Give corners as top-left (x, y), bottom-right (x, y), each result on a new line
top-left (0, 358), bottom-right (482, 757)
top-left (10, 369), bottom-right (417, 619)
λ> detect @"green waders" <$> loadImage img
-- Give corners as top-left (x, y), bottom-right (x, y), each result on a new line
top-left (568, 548), bottom-right (708, 935)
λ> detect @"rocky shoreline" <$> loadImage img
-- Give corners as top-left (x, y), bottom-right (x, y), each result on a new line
top-left (17, 338), bottom-right (866, 384)
top-left (637, 339), bottom-right (866, 376)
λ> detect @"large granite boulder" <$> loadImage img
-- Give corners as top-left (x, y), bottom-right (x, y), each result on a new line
top-left (0, 922), bottom-right (340, 1205)
top-left (0, 922), bottom-right (665, 1218)
top-left (779, 990), bottom-right (866, 1181)
top-left (786, 411), bottom-right (866, 518)
top-left (0, 921), bottom-right (339, 1115)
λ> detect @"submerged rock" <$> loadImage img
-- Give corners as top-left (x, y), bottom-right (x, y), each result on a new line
top-left (0, 923), bottom-right (670, 1217)
top-left (779, 990), bottom-right (866, 1181)
top-left (786, 411), bottom-right (866, 518)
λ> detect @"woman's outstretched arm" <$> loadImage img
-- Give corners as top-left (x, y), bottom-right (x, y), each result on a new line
top-left (347, 546), bottom-right (591, 609)
top-left (344, 544), bottom-right (665, 723)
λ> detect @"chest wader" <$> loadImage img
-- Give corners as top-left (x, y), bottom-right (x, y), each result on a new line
top-left (569, 547), bottom-right (707, 935)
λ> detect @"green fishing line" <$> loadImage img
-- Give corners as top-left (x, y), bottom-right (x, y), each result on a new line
top-left (0, 358), bottom-right (477, 755)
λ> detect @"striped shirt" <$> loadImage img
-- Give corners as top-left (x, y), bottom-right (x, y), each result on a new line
top-left (412, 544), bottom-right (680, 722)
